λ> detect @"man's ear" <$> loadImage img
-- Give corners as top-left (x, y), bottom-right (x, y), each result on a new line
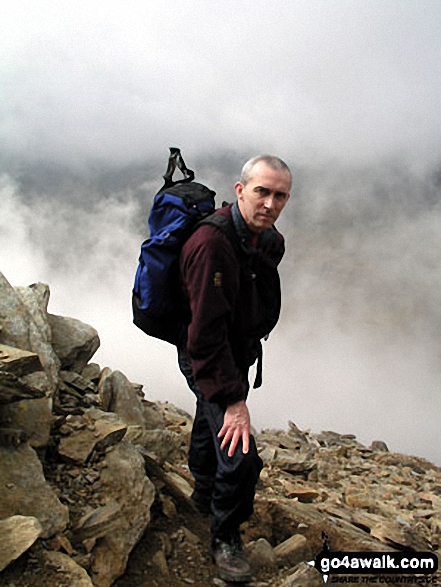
top-left (235, 181), bottom-right (244, 199)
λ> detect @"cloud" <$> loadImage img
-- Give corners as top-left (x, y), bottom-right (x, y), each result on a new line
top-left (1, 2), bottom-right (441, 463)
top-left (2, 159), bottom-right (441, 465)
top-left (2, 1), bottom-right (441, 167)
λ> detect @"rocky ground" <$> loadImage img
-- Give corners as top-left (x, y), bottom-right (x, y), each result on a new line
top-left (1, 272), bottom-right (440, 587)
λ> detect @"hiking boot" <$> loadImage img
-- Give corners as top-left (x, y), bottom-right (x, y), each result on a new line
top-left (190, 489), bottom-right (212, 516)
top-left (210, 532), bottom-right (251, 583)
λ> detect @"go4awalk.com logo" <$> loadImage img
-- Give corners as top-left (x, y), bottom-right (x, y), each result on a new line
top-left (307, 536), bottom-right (438, 584)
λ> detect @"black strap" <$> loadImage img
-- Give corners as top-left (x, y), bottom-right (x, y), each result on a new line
top-left (160, 147), bottom-right (195, 192)
top-left (253, 342), bottom-right (263, 389)
top-left (196, 213), bottom-right (243, 257)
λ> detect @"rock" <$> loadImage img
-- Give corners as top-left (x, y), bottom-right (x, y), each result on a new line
top-left (0, 515), bottom-right (43, 572)
top-left (60, 370), bottom-right (96, 394)
top-left (97, 369), bottom-right (113, 411)
top-left (274, 534), bottom-right (308, 567)
top-left (0, 427), bottom-right (28, 447)
top-left (105, 370), bottom-right (145, 427)
top-left (0, 445), bottom-right (69, 538)
top-left (371, 440), bottom-right (389, 452)
top-left (278, 479), bottom-right (320, 503)
top-left (141, 401), bottom-right (166, 430)
top-left (266, 498), bottom-right (393, 555)
top-left (0, 370), bottom-right (46, 403)
top-left (48, 313), bottom-right (100, 373)
top-left (273, 448), bottom-right (316, 474)
top-left (280, 562), bottom-right (324, 587)
top-left (370, 519), bottom-right (431, 550)
top-left (43, 550), bottom-right (94, 586)
top-left (74, 502), bottom-right (122, 542)
top-left (0, 276), bottom-right (59, 394)
top-left (58, 410), bottom-right (127, 464)
top-left (124, 428), bottom-right (183, 464)
top-left (163, 467), bottom-right (194, 501)
top-left (246, 538), bottom-right (277, 571)
top-left (81, 362), bottom-right (101, 382)
top-left (0, 272), bottom-right (32, 350)
top-left (1, 396), bottom-right (53, 447)
top-left (0, 344), bottom-right (43, 377)
top-left (90, 442), bottom-right (155, 587)
top-left (151, 549), bottom-right (169, 576)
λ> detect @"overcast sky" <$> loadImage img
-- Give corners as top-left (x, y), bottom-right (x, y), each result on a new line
top-left (2, 0), bottom-right (441, 168)
top-left (1, 1), bottom-right (441, 464)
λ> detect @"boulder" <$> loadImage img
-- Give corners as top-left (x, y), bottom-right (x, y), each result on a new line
top-left (0, 344), bottom-right (43, 377)
top-left (0, 515), bottom-right (43, 572)
top-left (0, 276), bottom-right (59, 394)
top-left (48, 313), bottom-right (100, 373)
top-left (1, 396), bottom-right (53, 448)
top-left (246, 538), bottom-right (277, 571)
top-left (90, 442), bottom-right (155, 587)
top-left (0, 445), bottom-right (69, 538)
top-left (274, 534), bottom-right (308, 567)
top-left (0, 370), bottom-right (45, 404)
top-left (280, 562), bottom-right (324, 587)
top-left (42, 551), bottom-right (94, 586)
top-left (105, 370), bottom-right (146, 427)
top-left (58, 410), bottom-right (127, 464)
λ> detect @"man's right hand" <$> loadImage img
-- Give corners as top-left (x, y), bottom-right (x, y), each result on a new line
top-left (217, 400), bottom-right (250, 457)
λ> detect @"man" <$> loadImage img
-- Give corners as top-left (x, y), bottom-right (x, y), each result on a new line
top-left (178, 155), bottom-right (291, 582)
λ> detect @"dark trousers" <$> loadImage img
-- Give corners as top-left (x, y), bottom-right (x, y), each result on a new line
top-left (178, 351), bottom-right (263, 539)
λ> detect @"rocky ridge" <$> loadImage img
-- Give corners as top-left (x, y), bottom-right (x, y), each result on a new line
top-left (0, 271), bottom-right (440, 587)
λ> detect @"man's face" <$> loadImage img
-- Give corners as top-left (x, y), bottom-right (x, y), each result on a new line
top-left (235, 162), bottom-right (291, 234)
top-left (235, 161), bottom-right (291, 233)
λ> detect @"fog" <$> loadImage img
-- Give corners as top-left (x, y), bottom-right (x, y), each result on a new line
top-left (1, 159), bottom-right (440, 464)
top-left (1, 1), bottom-right (441, 464)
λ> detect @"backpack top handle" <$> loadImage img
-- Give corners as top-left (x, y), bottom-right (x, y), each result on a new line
top-left (160, 147), bottom-right (195, 192)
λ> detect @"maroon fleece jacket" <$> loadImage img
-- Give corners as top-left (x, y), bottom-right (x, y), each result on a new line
top-left (180, 204), bottom-right (284, 405)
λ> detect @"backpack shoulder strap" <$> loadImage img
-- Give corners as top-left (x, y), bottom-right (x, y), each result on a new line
top-left (196, 213), bottom-right (243, 257)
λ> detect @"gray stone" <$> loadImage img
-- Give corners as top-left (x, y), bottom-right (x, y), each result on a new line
top-left (90, 442), bottom-right (155, 587)
top-left (0, 445), bottom-right (69, 538)
top-left (60, 370), bottom-right (96, 394)
top-left (280, 562), bottom-right (324, 587)
top-left (43, 551), bottom-right (94, 586)
top-left (0, 370), bottom-right (45, 404)
top-left (74, 502), bottom-right (121, 542)
top-left (0, 273), bottom-right (32, 350)
top-left (151, 549), bottom-right (169, 576)
top-left (106, 370), bottom-right (146, 427)
top-left (274, 534), bottom-right (308, 567)
top-left (58, 411), bottom-right (127, 464)
top-left (81, 362), bottom-right (101, 382)
top-left (124, 428), bottom-right (183, 464)
top-left (48, 313), bottom-right (100, 373)
top-left (0, 276), bottom-right (59, 394)
top-left (97, 369), bottom-right (113, 411)
top-left (0, 515), bottom-right (43, 572)
top-left (246, 538), bottom-right (277, 571)
top-left (1, 396), bottom-right (53, 447)
top-left (0, 344), bottom-right (43, 377)
top-left (371, 440), bottom-right (389, 452)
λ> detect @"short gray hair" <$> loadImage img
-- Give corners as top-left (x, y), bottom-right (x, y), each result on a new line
top-left (240, 155), bottom-right (292, 186)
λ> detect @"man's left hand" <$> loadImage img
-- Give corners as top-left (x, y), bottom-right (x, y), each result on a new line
top-left (218, 400), bottom-right (250, 457)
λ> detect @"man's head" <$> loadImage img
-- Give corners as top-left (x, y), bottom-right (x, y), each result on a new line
top-left (235, 155), bottom-right (291, 234)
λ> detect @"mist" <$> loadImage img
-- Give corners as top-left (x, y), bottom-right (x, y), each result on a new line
top-left (1, 158), bottom-right (440, 465)
top-left (1, 1), bottom-right (441, 464)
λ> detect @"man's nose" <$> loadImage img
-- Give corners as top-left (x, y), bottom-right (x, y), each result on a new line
top-left (263, 195), bottom-right (275, 209)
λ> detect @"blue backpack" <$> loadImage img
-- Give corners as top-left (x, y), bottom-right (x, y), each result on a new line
top-left (133, 149), bottom-right (216, 345)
